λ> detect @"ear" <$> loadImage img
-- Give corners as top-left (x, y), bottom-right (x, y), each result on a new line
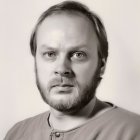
top-left (100, 58), bottom-right (106, 76)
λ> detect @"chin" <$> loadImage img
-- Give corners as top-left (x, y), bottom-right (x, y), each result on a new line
top-left (45, 92), bottom-right (92, 113)
top-left (47, 94), bottom-right (79, 109)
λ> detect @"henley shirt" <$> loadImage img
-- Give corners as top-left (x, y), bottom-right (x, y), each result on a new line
top-left (4, 100), bottom-right (140, 140)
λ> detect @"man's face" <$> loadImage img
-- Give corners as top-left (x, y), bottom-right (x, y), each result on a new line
top-left (35, 13), bottom-right (100, 113)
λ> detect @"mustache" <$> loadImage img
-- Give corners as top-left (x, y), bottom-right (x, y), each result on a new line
top-left (47, 77), bottom-right (75, 89)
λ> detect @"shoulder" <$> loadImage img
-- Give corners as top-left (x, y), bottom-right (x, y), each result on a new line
top-left (97, 99), bottom-right (140, 127)
top-left (4, 111), bottom-right (50, 140)
top-left (86, 102), bottom-right (140, 139)
top-left (110, 106), bottom-right (140, 124)
top-left (102, 105), bottom-right (140, 138)
top-left (13, 111), bottom-right (49, 129)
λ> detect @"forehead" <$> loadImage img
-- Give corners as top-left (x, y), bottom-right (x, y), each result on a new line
top-left (36, 12), bottom-right (98, 49)
top-left (39, 11), bottom-right (93, 27)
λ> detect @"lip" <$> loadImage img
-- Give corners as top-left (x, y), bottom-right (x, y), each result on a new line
top-left (52, 84), bottom-right (74, 88)
top-left (51, 84), bottom-right (74, 93)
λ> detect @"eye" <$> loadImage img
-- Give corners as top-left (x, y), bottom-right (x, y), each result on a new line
top-left (42, 51), bottom-right (56, 60)
top-left (71, 51), bottom-right (87, 61)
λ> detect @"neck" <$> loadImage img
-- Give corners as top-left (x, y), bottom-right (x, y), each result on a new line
top-left (49, 97), bottom-right (97, 130)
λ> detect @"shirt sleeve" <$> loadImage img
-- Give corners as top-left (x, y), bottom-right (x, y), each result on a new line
top-left (4, 121), bottom-right (25, 140)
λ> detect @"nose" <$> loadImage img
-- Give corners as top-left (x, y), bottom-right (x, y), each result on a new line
top-left (54, 56), bottom-right (73, 77)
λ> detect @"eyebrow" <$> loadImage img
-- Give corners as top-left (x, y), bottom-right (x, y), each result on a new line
top-left (40, 44), bottom-right (88, 51)
top-left (39, 45), bottom-right (57, 52)
top-left (69, 45), bottom-right (88, 50)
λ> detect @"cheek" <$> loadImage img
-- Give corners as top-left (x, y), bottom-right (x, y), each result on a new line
top-left (72, 61), bottom-right (98, 85)
top-left (35, 60), bottom-right (54, 83)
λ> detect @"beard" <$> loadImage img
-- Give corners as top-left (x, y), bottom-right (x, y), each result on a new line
top-left (35, 62), bottom-right (102, 113)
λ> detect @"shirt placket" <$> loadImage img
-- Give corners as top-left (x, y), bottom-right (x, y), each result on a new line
top-left (50, 130), bottom-right (64, 140)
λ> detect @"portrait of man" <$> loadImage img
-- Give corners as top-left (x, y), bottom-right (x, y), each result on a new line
top-left (3, 0), bottom-right (140, 140)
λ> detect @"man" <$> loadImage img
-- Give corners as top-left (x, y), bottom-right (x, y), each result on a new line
top-left (4, 1), bottom-right (140, 140)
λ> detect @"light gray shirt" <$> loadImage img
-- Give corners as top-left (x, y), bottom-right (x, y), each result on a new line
top-left (4, 100), bottom-right (140, 140)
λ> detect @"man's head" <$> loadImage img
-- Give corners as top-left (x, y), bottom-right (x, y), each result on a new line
top-left (30, 1), bottom-right (108, 113)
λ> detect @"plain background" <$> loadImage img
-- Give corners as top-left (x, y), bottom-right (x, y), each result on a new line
top-left (1, 0), bottom-right (140, 139)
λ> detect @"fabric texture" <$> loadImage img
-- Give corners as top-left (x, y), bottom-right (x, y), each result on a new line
top-left (4, 100), bottom-right (140, 140)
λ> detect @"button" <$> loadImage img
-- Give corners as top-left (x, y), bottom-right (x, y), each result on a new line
top-left (55, 132), bottom-right (60, 137)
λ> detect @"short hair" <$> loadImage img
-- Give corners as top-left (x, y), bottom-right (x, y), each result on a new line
top-left (30, 0), bottom-right (108, 62)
